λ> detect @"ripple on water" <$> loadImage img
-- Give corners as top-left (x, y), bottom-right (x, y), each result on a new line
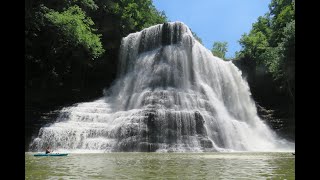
top-left (25, 152), bottom-right (294, 179)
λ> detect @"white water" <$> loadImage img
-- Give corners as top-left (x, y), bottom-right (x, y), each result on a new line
top-left (30, 22), bottom-right (294, 152)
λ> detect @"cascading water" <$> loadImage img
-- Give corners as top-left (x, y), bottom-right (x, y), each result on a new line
top-left (30, 22), bottom-right (294, 152)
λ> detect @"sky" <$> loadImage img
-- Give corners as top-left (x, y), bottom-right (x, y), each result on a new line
top-left (153, 0), bottom-right (270, 58)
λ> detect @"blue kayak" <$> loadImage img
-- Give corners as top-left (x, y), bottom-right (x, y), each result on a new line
top-left (34, 153), bottom-right (68, 157)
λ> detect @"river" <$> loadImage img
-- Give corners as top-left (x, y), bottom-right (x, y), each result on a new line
top-left (25, 152), bottom-right (294, 179)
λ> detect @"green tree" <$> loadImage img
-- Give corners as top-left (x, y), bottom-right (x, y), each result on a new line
top-left (25, 0), bottom-right (168, 93)
top-left (45, 5), bottom-right (104, 59)
top-left (211, 41), bottom-right (228, 60)
top-left (266, 20), bottom-right (295, 98)
top-left (268, 0), bottom-right (295, 46)
top-left (236, 0), bottom-right (295, 102)
top-left (238, 31), bottom-right (268, 63)
top-left (108, 0), bottom-right (167, 35)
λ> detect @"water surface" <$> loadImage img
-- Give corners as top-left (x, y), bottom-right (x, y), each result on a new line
top-left (25, 152), bottom-right (294, 179)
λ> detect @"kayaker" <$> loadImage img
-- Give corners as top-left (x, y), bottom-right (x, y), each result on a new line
top-left (45, 146), bottom-right (52, 154)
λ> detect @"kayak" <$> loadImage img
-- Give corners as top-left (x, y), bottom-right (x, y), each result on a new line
top-left (34, 153), bottom-right (68, 157)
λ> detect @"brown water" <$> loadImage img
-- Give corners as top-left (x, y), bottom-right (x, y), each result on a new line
top-left (25, 152), bottom-right (295, 179)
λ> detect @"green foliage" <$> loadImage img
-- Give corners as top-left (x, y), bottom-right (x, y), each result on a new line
top-left (45, 5), bottom-right (104, 58)
top-left (237, 0), bottom-right (295, 100)
top-left (77, 0), bottom-right (98, 10)
top-left (211, 41), bottom-right (228, 60)
top-left (25, 0), bottom-right (168, 92)
top-left (279, 20), bottom-right (295, 97)
top-left (252, 16), bottom-right (272, 39)
top-left (268, 0), bottom-right (295, 46)
top-left (238, 15), bottom-right (272, 63)
top-left (239, 31), bottom-right (268, 63)
top-left (234, 51), bottom-right (243, 59)
top-left (270, 20), bottom-right (295, 91)
top-left (38, 0), bottom-right (98, 12)
top-left (109, 0), bottom-right (167, 35)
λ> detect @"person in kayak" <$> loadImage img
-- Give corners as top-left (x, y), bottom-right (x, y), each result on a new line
top-left (45, 146), bottom-right (52, 154)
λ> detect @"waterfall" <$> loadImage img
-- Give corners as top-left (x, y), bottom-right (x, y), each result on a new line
top-left (30, 22), bottom-right (294, 152)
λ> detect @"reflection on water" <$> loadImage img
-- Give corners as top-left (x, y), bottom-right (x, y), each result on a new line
top-left (25, 152), bottom-right (295, 179)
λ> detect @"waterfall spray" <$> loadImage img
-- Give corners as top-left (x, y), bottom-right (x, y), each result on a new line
top-left (30, 22), bottom-right (294, 152)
